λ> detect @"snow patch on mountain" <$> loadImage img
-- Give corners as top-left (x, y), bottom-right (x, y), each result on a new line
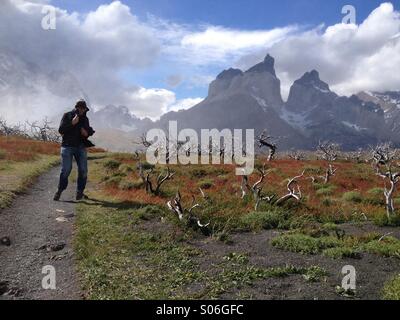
top-left (251, 94), bottom-right (268, 108)
top-left (341, 121), bottom-right (367, 132)
top-left (279, 107), bottom-right (311, 131)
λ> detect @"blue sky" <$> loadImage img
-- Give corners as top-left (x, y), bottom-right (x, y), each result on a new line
top-left (49, 0), bottom-right (399, 102)
top-left (53, 0), bottom-right (396, 28)
top-left (17, 0), bottom-right (397, 118)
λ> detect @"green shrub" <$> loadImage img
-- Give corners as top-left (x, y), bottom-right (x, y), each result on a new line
top-left (363, 237), bottom-right (400, 258)
top-left (288, 214), bottom-right (316, 230)
top-left (0, 149), bottom-right (6, 159)
top-left (190, 168), bottom-right (208, 178)
top-left (271, 234), bottom-right (340, 255)
top-left (316, 185), bottom-right (337, 196)
top-left (323, 247), bottom-right (362, 259)
top-left (383, 274), bottom-right (400, 300)
top-left (198, 179), bottom-right (214, 190)
top-left (374, 213), bottom-right (400, 227)
top-left (321, 197), bottom-right (333, 207)
top-left (240, 210), bottom-right (289, 231)
top-left (367, 187), bottom-right (384, 196)
top-left (140, 162), bottom-right (155, 170)
top-left (302, 266), bottom-right (328, 282)
top-left (119, 164), bottom-right (134, 174)
top-left (103, 159), bottom-right (121, 171)
top-left (223, 252), bottom-right (249, 265)
top-left (322, 222), bottom-right (339, 232)
top-left (342, 191), bottom-right (362, 203)
top-left (135, 206), bottom-right (164, 221)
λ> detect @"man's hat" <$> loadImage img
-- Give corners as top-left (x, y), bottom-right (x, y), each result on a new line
top-left (75, 99), bottom-right (89, 111)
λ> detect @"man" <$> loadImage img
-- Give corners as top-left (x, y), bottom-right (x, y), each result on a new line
top-left (54, 100), bottom-right (95, 201)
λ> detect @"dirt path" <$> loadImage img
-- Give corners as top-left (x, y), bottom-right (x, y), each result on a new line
top-left (0, 166), bottom-right (81, 300)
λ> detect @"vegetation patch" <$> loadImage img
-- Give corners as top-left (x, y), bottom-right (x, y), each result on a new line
top-left (103, 159), bottom-right (122, 171)
top-left (362, 237), bottom-right (400, 259)
top-left (322, 247), bottom-right (362, 259)
top-left (0, 155), bottom-right (60, 209)
top-left (383, 274), bottom-right (400, 300)
top-left (271, 234), bottom-right (340, 255)
top-left (197, 179), bottom-right (214, 190)
top-left (239, 209), bottom-right (290, 231)
top-left (342, 191), bottom-right (362, 203)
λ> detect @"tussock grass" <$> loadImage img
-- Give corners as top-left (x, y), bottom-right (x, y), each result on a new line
top-left (383, 274), bottom-right (400, 300)
top-left (0, 154), bottom-right (60, 209)
top-left (271, 234), bottom-right (341, 255)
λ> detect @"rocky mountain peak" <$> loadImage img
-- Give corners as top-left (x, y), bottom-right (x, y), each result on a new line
top-left (245, 54), bottom-right (276, 77)
top-left (295, 70), bottom-right (329, 91)
top-left (216, 68), bottom-right (243, 81)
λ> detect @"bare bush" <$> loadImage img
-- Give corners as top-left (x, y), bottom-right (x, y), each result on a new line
top-left (287, 149), bottom-right (305, 161)
top-left (317, 140), bottom-right (341, 161)
top-left (275, 171), bottom-right (305, 206)
top-left (138, 163), bottom-right (175, 195)
top-left (257, 130), bottom-right (278, 161)
top-left (167, 191), bottom-right (210, 235)
top-left (26, 118), bottom-right (60, 143)
top-left (241, 164), bottom-right (275, 210)
top-left (372, 143), bottom-right (400, 218)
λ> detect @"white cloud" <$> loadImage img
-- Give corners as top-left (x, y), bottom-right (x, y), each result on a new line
top-left (157, 22), bottom-right (299, 66)
top-left (0, 0), bottom-right (160, 122)
top-left (168, 97), bottom-right (204, 112)
top-left (237, 2), bottom-right (400, 99)
top-left (121, 88), bottom-right (203, 119)
top-left (122, 87), bottom-right (176, 119)
top-left (1, 0), bottom-right (399, 125)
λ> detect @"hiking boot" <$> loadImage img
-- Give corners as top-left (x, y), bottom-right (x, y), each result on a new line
top-left (53, 191), bottom-right (62, 201)
top-left (76, 192), bottom-right (88, 201)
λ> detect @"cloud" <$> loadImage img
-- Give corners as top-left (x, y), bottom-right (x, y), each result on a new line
top-left (236, 2), bottom-right (400, 99)
top-left (121, 87), bottom-right (203, 119)
top-left (122, 87), bottom-right (176, 119)
top-left (153, 18), bottom-right (299, 66)
top-left (1, 0), bottom-right (399, 125)
top-left (167, 97), bottom-right (204, 112)
top-left (0, 0), bottom-right (160, 122)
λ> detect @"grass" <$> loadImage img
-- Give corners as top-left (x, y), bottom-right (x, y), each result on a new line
top-left (363, 237), bottom-right (400, 259)
top-left (315, 185), bottom-right (337, 196)
top-left (271, 234), bottom-right (341, 255)
top-left (74, 192), bottom-right (330, 299)
top-left (383, 274), bottom-right (400, 300)
top-left (272, 231), bottom-right (400, 260)
top-left (86, 152), bottom-right (400, 228)
top-left (72, 151), bottom-right (400, 299)
top-left (0, 154), bottom-right (60, 209)
top-left (322, 247), bottom-right (362, 259)
top-left (342, 191), bottom-right (363, 203)
top-left (239, 208), bottom-right (290, 231)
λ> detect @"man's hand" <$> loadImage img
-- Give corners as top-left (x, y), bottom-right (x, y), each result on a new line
top-left (72, 114), bottom-right (79, 126)
top-left (81, 128), bottom-right (88, 138)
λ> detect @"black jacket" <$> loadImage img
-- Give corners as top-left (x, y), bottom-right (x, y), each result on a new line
top-left (58, 110), bottom-right (95, 148)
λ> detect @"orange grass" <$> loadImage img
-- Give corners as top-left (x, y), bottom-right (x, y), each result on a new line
top-left (90, 154), bottom-right (396, 222)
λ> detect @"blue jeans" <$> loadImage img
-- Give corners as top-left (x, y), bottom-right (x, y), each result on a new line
top-left (58, 146), bottom-right (88, 193)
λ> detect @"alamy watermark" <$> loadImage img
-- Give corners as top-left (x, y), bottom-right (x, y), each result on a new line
top-left (341, 265), bottom-right (356, 291)
top-left (342, 5), bottom-right (357, 24)
top-left (42, 265), bottom-right (56, 290)
top-left (41, 5), bottom-right (56, 30)
top-left (145, 121), bottom-right (255, 175)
